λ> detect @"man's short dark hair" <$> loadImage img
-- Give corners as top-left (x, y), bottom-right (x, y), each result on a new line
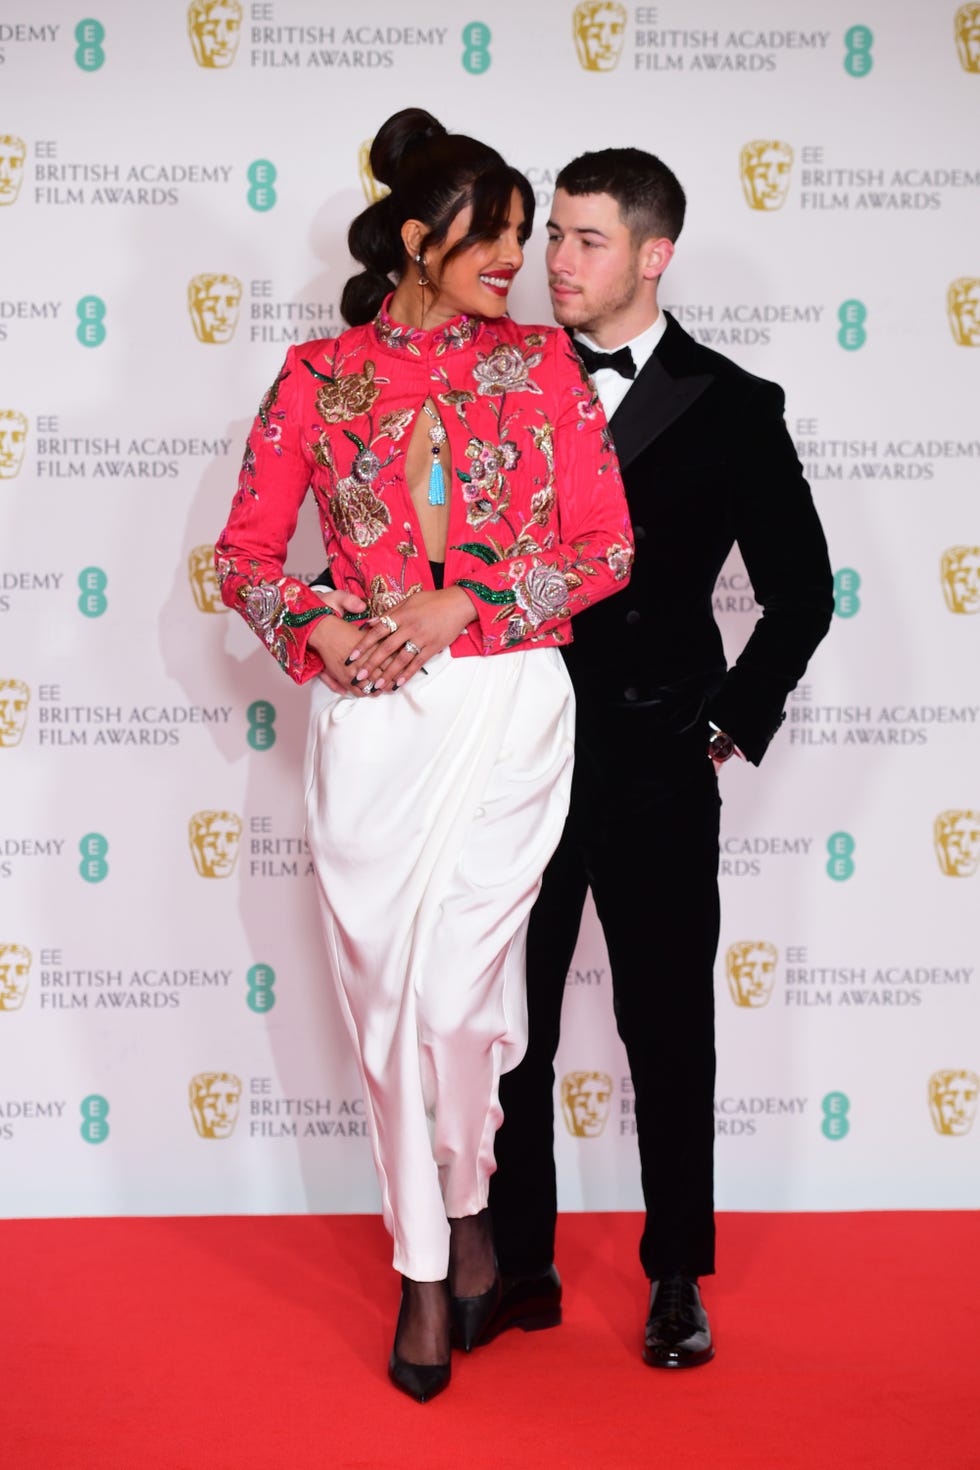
top-left (555, 148), bottom-right (686, 244)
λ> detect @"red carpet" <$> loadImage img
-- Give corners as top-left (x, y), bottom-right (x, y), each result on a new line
top-left (2, 1212), bottom-right (977, 1469)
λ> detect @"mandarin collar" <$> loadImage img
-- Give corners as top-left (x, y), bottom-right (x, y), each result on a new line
top-left (372, 296), bottom-right (483, 356)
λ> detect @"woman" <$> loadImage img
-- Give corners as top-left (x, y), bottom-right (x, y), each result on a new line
top-left (215, 108), bottom-right (633, 1401)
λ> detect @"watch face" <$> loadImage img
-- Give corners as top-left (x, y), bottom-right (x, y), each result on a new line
top-left (709, 731), bottom-right (735, 762)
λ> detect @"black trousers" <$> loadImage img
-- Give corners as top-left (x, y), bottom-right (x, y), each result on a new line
top-left (490, 706), bottom-right (721, 1280)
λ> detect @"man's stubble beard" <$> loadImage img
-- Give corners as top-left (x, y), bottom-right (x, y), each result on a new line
top-left (550, 256), bottom-right (642, 338)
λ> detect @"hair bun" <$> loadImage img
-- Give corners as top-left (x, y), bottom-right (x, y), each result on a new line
top-left (370, 108), bottom-right (447, 188)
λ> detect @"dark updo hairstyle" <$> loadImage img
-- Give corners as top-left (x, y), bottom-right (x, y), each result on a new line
top-left (341, 107), bottom-right (535, 327)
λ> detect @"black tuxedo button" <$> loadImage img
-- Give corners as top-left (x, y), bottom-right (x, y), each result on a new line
top-left (623, 687), bottom-right (639, 702)
top-left (625, 609), bottom-right (641, 626)
top-left (633, 525), bottom-right (646, 540)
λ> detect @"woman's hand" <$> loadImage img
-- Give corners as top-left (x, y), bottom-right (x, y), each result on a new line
top-left (346, 587), bottom-right (477, 693)
top-left (307, 588), bottom-right (368, 693)
top-left (307, 610), bottom-right (374, 694)
top-left (317, 587), bottom-right (368, 618)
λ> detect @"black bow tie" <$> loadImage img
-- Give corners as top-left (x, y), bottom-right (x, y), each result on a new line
top-left (573, 339), bottom-right (636, 380)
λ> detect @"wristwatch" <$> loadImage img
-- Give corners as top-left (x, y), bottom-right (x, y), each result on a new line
top-left (707, 728), bottom-right (736, 764)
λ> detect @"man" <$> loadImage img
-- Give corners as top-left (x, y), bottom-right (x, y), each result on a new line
top-left (486, 148), bottom-right (834, 1368)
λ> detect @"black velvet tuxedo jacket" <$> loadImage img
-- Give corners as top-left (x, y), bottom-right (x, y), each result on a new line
top-left (563, 312), bottom-right (834, 765)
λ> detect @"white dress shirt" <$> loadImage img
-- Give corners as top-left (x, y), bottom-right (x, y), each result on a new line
top-left (573, 310), bottom-right (668, 420)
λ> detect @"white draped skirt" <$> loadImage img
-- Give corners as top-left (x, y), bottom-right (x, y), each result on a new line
top-left (305, 646), bottom-right (575, 1280)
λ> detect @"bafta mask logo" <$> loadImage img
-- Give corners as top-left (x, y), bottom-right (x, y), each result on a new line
top-left (0, 679), bottom-right (30, 748)
top-left (358, 140), bottom-right (388, 204)
top-left (955, 3), bottom-right (980, 71)
top-left (928, 1069), bottom-right (979, 1136)
top-left (189, 1071), bottom-right (242, 1138)
top-left (188, 544), bottom-right (227, 613)
top-left (188, 274), bottom-right (242, 344)
top-left (573, 1), bottom-right (627, 70)
top-left (947, 278), bottom-right (980, 346)
top-left (0, 409), bottom-right (28, 479)
top-left (934, 810), bottom-right (980, 876)
top-left (740, 140), bottom-right (794, 211)
top-left (940, 546), bottom-right (980, 614)
top-left (0, 944), bottom-right (32, 1012)
top-left (189, 810), bottom-right (242, 878)
top-left (0, 135), bottom-right (26, 207)
top-left (187, 0), bottom-right (242, 68)
top-left (561, 1070), bottom-right (613, 1137)
top-left (726, 941), bottom-right (779, 1008)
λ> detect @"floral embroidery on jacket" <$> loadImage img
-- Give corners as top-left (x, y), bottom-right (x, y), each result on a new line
top-left (330, 475), bottom-right (391, 548)
top-left (235, 443), bottom-right (257, 503)
top-left (607, 542), bottom-right (634, 581)
top-left (472, 343), bottom-right (543, 397)
top-left (315, 361), bottom-right (381, 423)
top-left (215, 301), bottom-right (632, 681)
top-left (258, 368), bottom-right (288, 427)
top-left (377, 406), bottom-right (415, 442)
top-left (238, 579), bottom-right (298, 671)
top-left (374, 308), bottom-right (478, 357)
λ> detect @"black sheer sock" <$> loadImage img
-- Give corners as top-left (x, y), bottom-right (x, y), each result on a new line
top-left (394, 1277), bottom-right (450, 1366)
top-left (448, 1209), bottom-right (497, 1298)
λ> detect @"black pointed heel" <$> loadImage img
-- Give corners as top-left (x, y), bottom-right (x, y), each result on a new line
top-left (387, 1350), bottom-right (451, 1403)
top-left (388, 1279), bottom-right (451, 1403)
top-left (450, 1274), bottom-right (502, 1352)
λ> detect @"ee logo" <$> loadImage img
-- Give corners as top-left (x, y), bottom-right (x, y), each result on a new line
top-left (821, 1092), bottom-right (850, 1140)
top-left (76, 297), bottom-right (106, 348)
top-left (826, 832), bottom-right (856, 881)
top-left (247, 963), bottom-right (277, 1014)
top-left (843, 26), bottom-right (873, 78)
top-left (833, 567), bottom-right (861, 618)
top-left (75, 18), bottom-right (105, 71)
top-left (247, 160), bottom-right (277, 212)
top-left (247, 700), bottom-right (276, 750)
top-left (462, 21), bottom-right (491, 73)
top-left (79, 832), bottom-right (109, 883)
top-left (838, 300), bottom-right (867, 350)
top-left (80, 1094), bottom-right (110, 1144)
top-left (78, 566), bottom-right (108, 617)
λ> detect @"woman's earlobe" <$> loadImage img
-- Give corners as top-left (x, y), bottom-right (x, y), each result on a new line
top-left (400, 218), bottom-right (427, 260)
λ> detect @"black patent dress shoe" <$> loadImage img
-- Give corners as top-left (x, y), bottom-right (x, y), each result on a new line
top-left (479, 1265), bottom-right (563, 1345)
top-left (388, 1282), bottom-right (451, 1402)
top-left (643, 1272), bottom-right (714, 1368)
top-left (449, 1274), bottom-right (502, 1352)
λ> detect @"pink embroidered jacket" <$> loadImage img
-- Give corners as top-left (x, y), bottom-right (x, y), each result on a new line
top-left (216, 303), bottom-right (633, 683)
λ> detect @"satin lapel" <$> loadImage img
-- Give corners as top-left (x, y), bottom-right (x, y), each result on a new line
top-left (608, 320), bottom-right (714, 473)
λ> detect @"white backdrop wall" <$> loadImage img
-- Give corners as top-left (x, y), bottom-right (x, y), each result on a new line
top-left (1, 0), bottom-right (978, 1218)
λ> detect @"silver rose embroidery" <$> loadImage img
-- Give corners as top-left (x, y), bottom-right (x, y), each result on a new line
top-left (473, 344), bottom-right (543, 397)
top-left (514, 565), bottom-right (571, 628)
